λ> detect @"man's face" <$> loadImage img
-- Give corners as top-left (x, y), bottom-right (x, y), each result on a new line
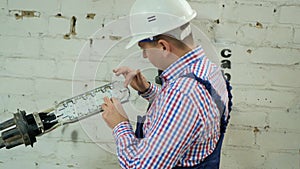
top-left (138, 42), bottom-right (166, 70)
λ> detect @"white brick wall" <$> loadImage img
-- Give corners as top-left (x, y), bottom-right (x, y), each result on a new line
top-left (295, 27), bottom-right (300, 44)
top-left (279, 6), bottom-right (300, 25)
top-left (0, 0), bottom-right (300, 169)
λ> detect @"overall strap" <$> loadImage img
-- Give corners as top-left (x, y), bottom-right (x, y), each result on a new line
top-left (135, 115), bottom-right (146, 138)
top-left (173, 73), bottom-right (233, 169)
top-left (181, 73), bottom-right (232, 133)
top-left (181, 73), bottom-right (226, 123)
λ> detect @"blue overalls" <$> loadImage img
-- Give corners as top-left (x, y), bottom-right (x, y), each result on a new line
top-left (135, 73), bottom-right (233, 169)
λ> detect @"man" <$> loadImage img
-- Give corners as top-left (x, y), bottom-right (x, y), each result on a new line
top-left (101, 0), bottom-right (232, 168)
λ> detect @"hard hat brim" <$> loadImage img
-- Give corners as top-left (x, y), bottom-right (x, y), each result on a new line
top-left (125, 33), bottom-right (157, 49)
top-left (125, 10), bottom-right (197, 49)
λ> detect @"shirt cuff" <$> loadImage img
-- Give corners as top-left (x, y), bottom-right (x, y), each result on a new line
top-left (138, 83), bottom-right (157, 100)
top-left (112, 121), bottom-right (134, 141)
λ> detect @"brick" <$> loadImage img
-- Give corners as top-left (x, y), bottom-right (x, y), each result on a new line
top-left (0, 94), bottom-right (37, 114)
top-left (0, 7), bottom-right (6, 19)
top-left (264, 151), bottom-right (300, 169)
top-left (75, 15), bottom-right (105, 38)
top-left (73, 60), bottom-right (111, 81)
top-left (60, 0), bottom-right (90, 16)
top-left (34, 59), bottom-right (57, 78)
top-left (56, 59), bottom-right (114, 82)
top-left (41, 37), bottom-right (86, 60)
top-left (0, 77), bottom-right (35, 95)
top-left (230, 63), bottom-right (269, 86)
top-left (34, 79), bottom-right (73, 100)
top-left (233, 24), bottom-right (294, 47)
top-left (192, 20), bottom-right (215, 42)
top-left (227, 62), bottom-right (300, 88)
top-left (0, 157), bottom-right (39, 169)
top-left (265, 25), bottom-right (293, 47)
top-left (214, 22), bottom-right (240, 43)
top-left (268, 66), bottom-right (300, 88)
top-left (231, 0), bottom-right (281, 3)
top-left (294, 27), bottom-right (300, 44)
top-left (279, 6), bottom-right (300, 25)
top-left (233, 87), bottom-right (298, 108)
top-left (7, 0), bottom-right (59, 14)
top-left (0, 15), bottom-right (48, 37)
top-left (257, 131), bottom-right (300, 150)
top-left (222, 3), bottom-right (276, 23)
top-left (0, 36), bottom-right (40, 58)
top-left (0, 96), bottom-right (6, 112)
top-left (32, 91), bottom-right (71, 112)
top-left (104, 15), bottom-right (132, 37)
top-left (0, 58), bottom-right (4, 72)
top-left (111, 0), bottom-right (135, 17)
top-left (78, 16), bottom-right (131, 49)
top-left (76, 16), bottom-right (126, 39)
top-left (60, 0), bottom-right (114, 17)
top-left (220, 148), bottom-right (265, 169)
top-left (0, 95), bottom-right (27, 118)
top-left (0, 1), bottom-right (7, 8)
top-left (1, 58), bottom-right (34, 77)
top-left (249, 47), bottom-right (300, 65)
top-left (269, 109), bottom-right (300, 131)
top-left (1, 58), bottom-right (56, 79)
top-left (189, 2), bottom-right (222, 20)
top-left (230, 110), bottom-right (268, 128)
top-left (55, 60), bottom-right (76, 80)
top-left (233, 24), bottom-right (261, 46)
top-left (216, 23), bottom-right (290, 48)
top-left (224, 128), bottom-right (256, 148)
top-left (48, 16), bottom-right (70, 36)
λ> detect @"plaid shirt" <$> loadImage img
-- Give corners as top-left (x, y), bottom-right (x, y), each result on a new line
top-left (113, 46), bottom-right (229, 168)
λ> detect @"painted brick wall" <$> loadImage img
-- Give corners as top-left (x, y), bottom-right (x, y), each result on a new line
top-left (0, 0), bottom-right (299, 169)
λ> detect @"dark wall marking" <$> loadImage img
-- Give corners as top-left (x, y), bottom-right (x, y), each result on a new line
top-left (221, 49), bottom-right (232, 81)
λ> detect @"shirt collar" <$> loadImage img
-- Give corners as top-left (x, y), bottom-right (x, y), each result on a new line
top-left (160, 46), bottom-right (205, 83)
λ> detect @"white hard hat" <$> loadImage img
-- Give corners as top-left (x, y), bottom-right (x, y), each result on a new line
top-left (126, 0), bottom-right (197, 49)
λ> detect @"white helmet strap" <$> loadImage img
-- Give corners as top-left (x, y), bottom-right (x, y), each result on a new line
top-left (138, 23), bottom-right (192, 43)
top-left (163, 23), bottom-right (192, 41)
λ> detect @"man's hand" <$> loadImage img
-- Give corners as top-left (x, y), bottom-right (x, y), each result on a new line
top-left (113, 67), bottom-right (150, 93)
top-left (101, 97), bottom-right (129, 129)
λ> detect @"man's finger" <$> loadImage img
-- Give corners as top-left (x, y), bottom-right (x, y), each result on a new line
top-left (136, 70), bottom-right (144, 82)
top-left (124, 70), bottom-right (138, 87)
top-left (103, 97), bottom-right (112, 105)
top-left (111, 97), bottom-right (120, 104)
top-left (113, 66), bottom-right (133, 76)
top-left (113, 68), bottom-right (123, 76)
top-left (103, 96), bottom-right (109, 102)
top-left (101, 103), bottom-right (108, 112)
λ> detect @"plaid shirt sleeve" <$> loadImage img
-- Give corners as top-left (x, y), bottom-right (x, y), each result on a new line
top-left (138, 82), bottom-right (160, 102)
top-left (112, 82), bottom-right (205, 169)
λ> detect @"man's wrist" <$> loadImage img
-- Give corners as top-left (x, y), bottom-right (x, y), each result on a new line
top-left (139, 81), bottom-right (151, 94)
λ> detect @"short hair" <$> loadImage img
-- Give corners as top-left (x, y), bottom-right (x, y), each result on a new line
top-left (151, 33), bottom-right (194, 50)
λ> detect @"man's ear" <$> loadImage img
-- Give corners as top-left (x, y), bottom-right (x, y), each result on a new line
top-left (157, 39), bottom-right (171, 57)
